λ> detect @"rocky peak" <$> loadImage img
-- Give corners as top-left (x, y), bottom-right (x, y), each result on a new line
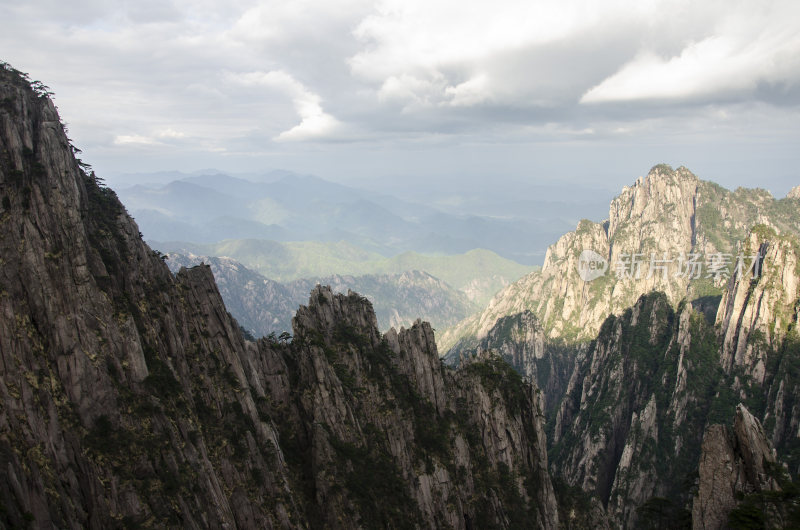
top-left (440, 162), bottom-right (800, 354)
top-left (607, 164), bottom-right (699, 245)
top-left (293, 284), bottom-right (381, 345)
top-left (787, 185), bottom-right (800, 200)
top-left (692, 404), bottom-right (778, 530)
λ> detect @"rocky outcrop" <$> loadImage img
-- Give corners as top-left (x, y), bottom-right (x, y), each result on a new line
top-left (716, 228), bottom-right (799, 378)
top-left (266, 287), bottom-right (560, 529)
top-left (444, 311), bottom-right (576, 423)
top-left (440, 165), bottom-right (800, 352)
top-left (0, 64), bottom-right (559, 528)
top-left (692, 404), bottom-right (778, 530)
top-left (550, 292), bottom-right (725, 528)
top-left (435, 164), bottom-right (800, 529)
top-left (544, 222), bottom-right (800, 528)
top-left (713, 227), bottom-right (800, 465)
top-left (166, 253), bottom-right (297, 336)
top-left (788, 185), bottom-right (800, 200)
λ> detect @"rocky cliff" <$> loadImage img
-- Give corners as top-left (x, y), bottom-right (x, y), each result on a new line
top-left (440, 165), bottom-right (800, 352)
top-left (437, 163), bottom-right (800, 527)
top-left (692, 404), bottom-right (779, 530)
top-left (443, 311), bottom-right (576, 428)
top-left (546, 224), bottom-right (799, 528)
top-left (549, 292), bottom-right (722, 528)
top-left (0, 63), bottom-right (559, 528)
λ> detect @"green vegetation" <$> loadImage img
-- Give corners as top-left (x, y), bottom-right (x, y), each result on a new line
top-left (650, 163), bottom-right (674, 173)
top-left (636, 497), bottom-right (691, 529)
top-left (728, 462), bottom-right (800, 529)
top-left (464, 356), bottom-right (528, 415)
top-left (327, 428), bottom-right (419, 529)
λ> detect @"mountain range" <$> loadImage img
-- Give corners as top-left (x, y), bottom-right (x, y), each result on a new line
top-left (116, 168), bottom-right (606, 265)
top-left (165, 253), bottom-right (477, 336)
top-left (3, 61), bottom-right (800, 529)
top-left (154, 241), bottom-right (532, 309)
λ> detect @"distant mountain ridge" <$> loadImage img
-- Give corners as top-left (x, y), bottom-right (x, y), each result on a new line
top-left (166, 253), bottom-right (476, 336)
top-left (156, 240), bottom-right (533, 309)
top-left (117, 170), bottom-right (583, 264)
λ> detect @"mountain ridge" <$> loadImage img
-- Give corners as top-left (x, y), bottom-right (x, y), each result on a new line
top-left (440, 164), bottom-right (800, 352)
top-left (0, 61), bottom-right (560, 528)
top-left (156, 240), bottom-right (534, 308)
top-left (166, 252), bottom-right (477, 335)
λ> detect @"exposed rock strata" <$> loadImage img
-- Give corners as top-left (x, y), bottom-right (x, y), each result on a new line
top-left (692, 404), bottom-right (778, 530)
top-left (0, 64), bottom-right (559, 529)
top-left (441, 165), bottom-right (800, 352)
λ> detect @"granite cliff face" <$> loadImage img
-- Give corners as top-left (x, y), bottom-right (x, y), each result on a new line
top-left (713, 228), bottom-right (800, 473)
top-left (440, 165), bottom-right (800, 352)
top-left (717, 230), bottom-right (798, 376)
top-left (443, 311), bottom-right (575, 427)
top-left (692, 405), bottom-right (779, 530)
top-left (0, 64), bottom-right (559, 528)
top-left (537, 226), bottom-right (799, 528)
top-left (437, 163), bottom-right (800, 527)
top-left (549, 293), bottom-right (720, 528)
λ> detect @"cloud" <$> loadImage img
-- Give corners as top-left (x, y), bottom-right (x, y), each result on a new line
top-left (229, 71), bottom-right (342, 141)
top-left (112, 127), bottom-right (188, 146)
top-left (156, 128), bottom-right (186, 139)
top-left (1, 0), bottom-right (800, 187)
top-left (113, 134), bottom-right (160, 146)
top-left (582, 3), bottom-right (800, 103)
top-left (347, 0), bottom-right (655, 109)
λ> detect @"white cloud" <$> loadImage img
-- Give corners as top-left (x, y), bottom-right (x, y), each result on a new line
top-left (348, 0), bottom-right (656, 108)
top-left (113, 134), bottom-right (160, 146)
top-left (156, 128), bottom-right (186, 139)
top-left (112, 127), bottom-right (189, 146)
top-left (445, 75), bottom-right (490, 107)
top-left (582, 1), bottom-right (800, 103)
top-left (229, 70), bottom-right (342, 141)
top-left (230, 0), bottom-right (371, 45)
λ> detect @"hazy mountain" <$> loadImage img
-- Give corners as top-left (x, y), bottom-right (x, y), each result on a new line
top-left (155, 240), bottom-right (535, 308)
top-left (166, 253), bottom-right (476, 336)
top-left (117, 169), bottom-right (581, 264)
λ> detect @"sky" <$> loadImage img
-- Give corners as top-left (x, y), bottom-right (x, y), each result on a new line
top-left (1, 0), bottom-right (800, 196)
